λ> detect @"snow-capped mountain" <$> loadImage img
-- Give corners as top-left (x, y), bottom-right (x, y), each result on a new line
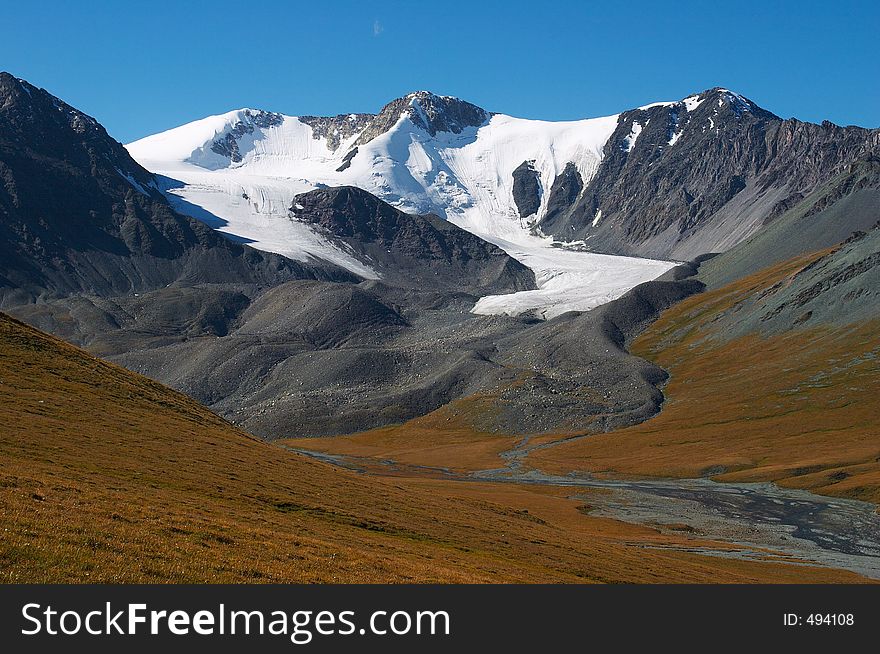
top-left (128, 91), bottom-right (620, 242)
top-left (0, 71), bottom-right (347, 307)
top-left (126, 89), bottom-right (878, 318)
top-left (127, 91), bottom-right (675, 318)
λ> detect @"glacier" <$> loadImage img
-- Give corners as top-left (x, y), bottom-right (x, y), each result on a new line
top-left (127, 94), bottom-right (677, 318)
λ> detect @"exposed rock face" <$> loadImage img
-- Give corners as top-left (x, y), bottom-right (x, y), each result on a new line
top-left (355, 91), bottom-right (489, 145)
top-left (538, 88), bottom-right (880, 259)
top-left (541, 162), bottom-right (583, 230)
top-left (699, 155), bottom-right (880, 289)
top-left (291, 186), bottom-right (536, 294)
top-left (298, 113), bottom-right (373, 151)
top-left (0, 72), bottom-right (346, 306)
top-left (0, 72), bottom-right (158, 200)
top-left (210, 110), bottom-right (283, 162)
top-left (512, 160), bottom-right (541, 219)
top-left (298, 91), bottom-right (489, 169)
top-left (335, 146), bottom-right (358, 172)
top-left (800, 154), bottom-right (880, 220)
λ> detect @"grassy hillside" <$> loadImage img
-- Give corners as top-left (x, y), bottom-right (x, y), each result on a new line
top-left (0, 312), bottom-right (860, 583)
top-left (531, 253), bottom-right (880, 502)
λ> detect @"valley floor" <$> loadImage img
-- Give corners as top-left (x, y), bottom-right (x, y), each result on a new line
top-left (285, 251), bottom-right (880, 581)
top-left (0, 312), bottom-right (871, 583)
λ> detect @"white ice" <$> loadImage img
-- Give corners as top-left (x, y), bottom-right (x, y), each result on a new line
top-left (683, 95), bottom-right (704, 112)
top-left (472, 237), bottom-right (675, 320)
top-left (622, 121), bottom-right (644, 152)
top-left (127, 96), bottom-right (679, 319)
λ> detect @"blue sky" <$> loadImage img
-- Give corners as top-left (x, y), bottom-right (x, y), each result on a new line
top-left (2, 0), bottom-right (877, 142)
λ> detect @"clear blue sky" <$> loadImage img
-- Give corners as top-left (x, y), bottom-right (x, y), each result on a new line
top-left (2, 0), bottom-right (877, 142)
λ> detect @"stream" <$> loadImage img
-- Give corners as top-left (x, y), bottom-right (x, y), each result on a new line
top-left (287, 446), bottom-right (880, 580)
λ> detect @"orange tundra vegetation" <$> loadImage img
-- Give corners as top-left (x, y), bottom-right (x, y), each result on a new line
top-left (0, 312), bottom-right (866, 583)
top-left (530, 254), bottom-right (880, 503)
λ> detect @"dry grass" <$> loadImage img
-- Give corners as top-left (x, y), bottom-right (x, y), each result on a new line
top-left (530, 254), bottom-right (880, 503)
top-left (283, 394), bottom-right (523, 472)
top-left (0, 312), bottom-right (862, 583)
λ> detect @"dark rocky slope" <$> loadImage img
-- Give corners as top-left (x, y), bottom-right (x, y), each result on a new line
top-left (292, 186), bottom-right (535, 294)
top-left (0, 72), bottom-right (346, 308)
top-left (625, 161), bottom-right (880, 346)
top-left (698, 154), bottom-right (880, 289)
top-left (538, 88), bottom-right (879, 260)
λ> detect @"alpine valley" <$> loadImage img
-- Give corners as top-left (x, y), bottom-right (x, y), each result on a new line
top-left (2, 71), bottom-right (879, 583)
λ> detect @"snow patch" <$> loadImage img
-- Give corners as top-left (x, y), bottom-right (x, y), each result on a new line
top-left (638, 100), bottom-right (676, 110)
top-left (667, 107), bottom-right (684, 146)
top-left (622, 121), bottom-right (644, 152)
top-left (683, 95), bottom-right (703, 112)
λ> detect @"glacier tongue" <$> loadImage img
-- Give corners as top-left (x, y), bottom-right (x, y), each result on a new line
top-left (472, 236), bottom-right (674, 320)
top-left (126, 98), bottom-right (677, 317)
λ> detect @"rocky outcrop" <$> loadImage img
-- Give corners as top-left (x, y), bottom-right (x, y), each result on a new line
top-left (355, 91), bottom-right (489, 145)
top-left (512, 160), bottom-right (541, 219)
top-left (335, 146), bottom-right (358, 171)
top-left (291, 186), bottom-right (536, 294)
top-left (541, 162), bottom-right (583, 230)
top-left (298, 113), bottom-right (373, 151)
top-left (210, 110), bottom-right (283, 162)
top-left (538, 88), bottom-right (880, 260)
top-left (299, 91), bottom-right (489, 169)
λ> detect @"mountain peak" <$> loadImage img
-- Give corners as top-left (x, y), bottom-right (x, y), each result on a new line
top-left (634, 87), bottom-right (778, 122)
top-left (404, 89), bottom-right (451, 100)
top-left (290, 186), bottom-right (535, 294)
top-left (367, 90), bottom-right (489, 139)
top-left (207, 108), bottom-right (284, 163)
top-left (0, 71), bottom-right (162, 208)
top-left (0, 70), bottom-right (22, 91)
top-left (0, 71), bottom-right (104, 136)
top-left (693, 87), bottom-right (779, 119)
top-left (1, 72), bottom-right (41, 112)
top-left (0, 70), bottom-right (25, 89)
top-left (298, 91), bottom-right (490, 151)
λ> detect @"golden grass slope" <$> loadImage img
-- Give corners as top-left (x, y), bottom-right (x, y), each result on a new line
top-left (0, 312), bottom-right (863, 583)
top-left (531, 254), bottom-right (880, 503)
